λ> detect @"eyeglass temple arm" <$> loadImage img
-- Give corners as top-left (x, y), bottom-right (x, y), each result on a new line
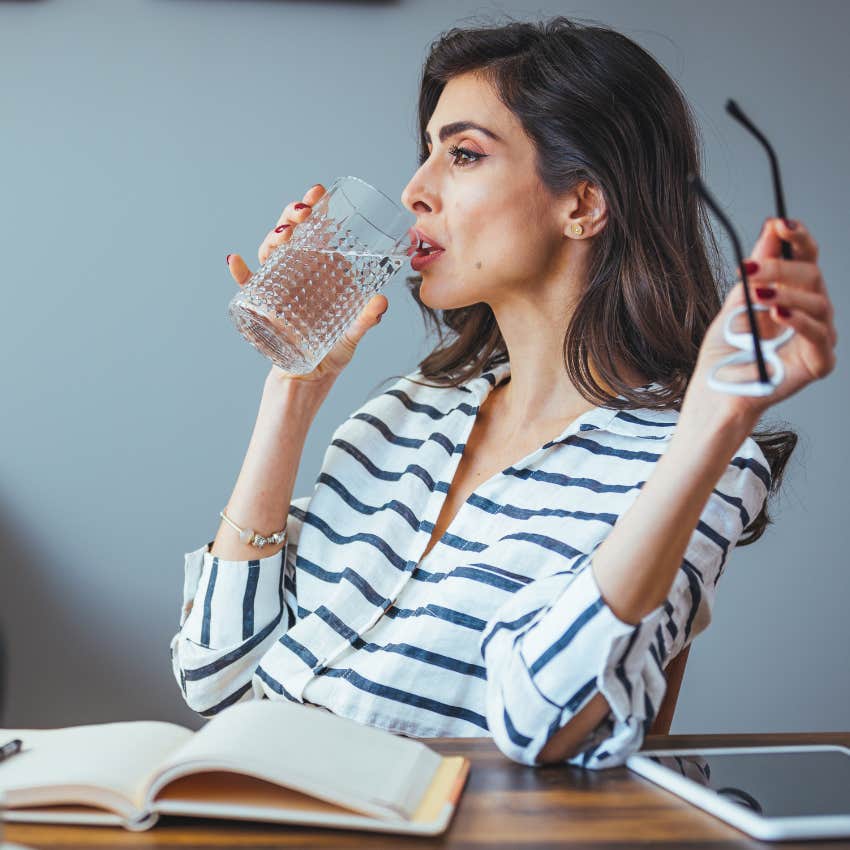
top-left (726, 99), bottom-right (793, 262)
top-left (687, 172), bottom-right (770, 384)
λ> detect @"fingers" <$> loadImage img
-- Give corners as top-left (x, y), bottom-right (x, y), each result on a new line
top-left (274, 195), bottom-right (317, 228)
top-left (726, 278), bottom-right (836, 346)
top-left (354, 294), bottom-right (389, 335)
top-left (344, 294), bottom-right (389, 340)
top-left (739, 256), bottom-right (821, 293)
top-left (226, 253), bottom-right (253, 286)
top-left (258, 183), bottom-right (328, 266)
top-left (751, 217), bottom-right (818, 264)
top-left (369, 293), bottom-right (389, 323)
top-left (258, 224), bottom-right (292, 266)
top-left (772, 218), bottom-right (818, 263)
top-left (771, 308), bottom-right (837, 379)
top-left (742, 218), bottom-right (834, 344)
top-left (271, 184), bottom-right (327, 229)
top-left (752, 282), bottom-right (833, 326)
top-left (330, 295), bottom-right (389, 366)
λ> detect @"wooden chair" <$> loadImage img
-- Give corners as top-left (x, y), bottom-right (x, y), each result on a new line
top-left (648, 645), bottom-right (691, 735)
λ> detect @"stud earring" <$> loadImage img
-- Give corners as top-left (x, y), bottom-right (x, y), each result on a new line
top-left (572, 224), bottom-right (584, 236)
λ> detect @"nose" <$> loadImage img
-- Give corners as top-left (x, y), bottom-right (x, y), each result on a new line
top-left (400, 166), bottom-right (439, 216)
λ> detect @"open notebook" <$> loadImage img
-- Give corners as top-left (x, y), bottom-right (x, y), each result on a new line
top-left (0, 700), bottom-right (470, 835)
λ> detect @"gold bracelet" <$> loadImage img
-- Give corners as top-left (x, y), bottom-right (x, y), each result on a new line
top-left (219, 508), bottom-right (287, 549)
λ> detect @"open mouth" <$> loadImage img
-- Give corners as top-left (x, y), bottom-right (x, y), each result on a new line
top-left (409, 244), bottom-right (445, 271)
top-left (413, 242), bottom-right (435, 256)
top-left (407, 227), bottom-right (445, 258)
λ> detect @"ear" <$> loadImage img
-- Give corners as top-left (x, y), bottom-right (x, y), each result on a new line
top-left (563, 180), bottom-right (608, 238)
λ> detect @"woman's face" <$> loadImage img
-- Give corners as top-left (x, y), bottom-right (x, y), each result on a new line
top-left (400, 71), bottom-right (571, 311)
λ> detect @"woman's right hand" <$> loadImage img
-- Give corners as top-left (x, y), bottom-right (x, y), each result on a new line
top-left (226, 182), bottom-right (389, 389)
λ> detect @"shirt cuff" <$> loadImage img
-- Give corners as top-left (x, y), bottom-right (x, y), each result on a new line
top-left (179, 540), bottom-right (286, 650)
top-left (519, 564), bottom-right (666, 713)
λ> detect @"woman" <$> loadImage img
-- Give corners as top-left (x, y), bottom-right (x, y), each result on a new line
top-left (170, 17), bottom-right (836, 768)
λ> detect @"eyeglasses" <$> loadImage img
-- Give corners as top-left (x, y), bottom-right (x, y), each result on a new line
top-left (687, 100), bottom-right (796, 397)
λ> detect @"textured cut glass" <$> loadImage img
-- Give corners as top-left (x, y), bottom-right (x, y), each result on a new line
top-left (228, 176), bottom-right (414, 374)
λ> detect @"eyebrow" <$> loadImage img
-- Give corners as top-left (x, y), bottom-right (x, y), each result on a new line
top-left (424, 120), bottom-right (503, 145)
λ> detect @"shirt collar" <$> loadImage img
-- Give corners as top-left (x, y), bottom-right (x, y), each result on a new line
top-left (469, 361), bottom-right (679, 443)
top-left (602, 400), bottom-right (680, 441)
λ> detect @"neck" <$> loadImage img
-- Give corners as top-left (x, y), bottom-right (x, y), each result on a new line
top-left (485, 359), bottom-right (648, 438)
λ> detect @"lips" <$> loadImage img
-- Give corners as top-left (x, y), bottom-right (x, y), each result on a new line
top-left (410, 248), bottom-right (445, 271)
top-left (407, 226), bottom-right (445, 257)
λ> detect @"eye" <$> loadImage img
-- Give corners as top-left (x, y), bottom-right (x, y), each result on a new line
top-left (447, 144), bottom-right (485, 168)
top-left (419, 142), bottom-right (488, 169)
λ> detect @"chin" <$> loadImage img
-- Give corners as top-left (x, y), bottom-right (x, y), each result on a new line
top-left (418, 273), bottom-right (482, 312)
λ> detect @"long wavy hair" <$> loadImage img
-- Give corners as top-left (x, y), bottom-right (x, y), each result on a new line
top-left (381, 14), bottom-right (796, 546)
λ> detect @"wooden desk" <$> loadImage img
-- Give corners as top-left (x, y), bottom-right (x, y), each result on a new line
top-left (4, 732), bottom-right (848, 849)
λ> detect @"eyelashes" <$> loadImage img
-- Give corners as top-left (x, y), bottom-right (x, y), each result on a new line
top-left (420, 144), bottom-right (487, 169)
top-left (447, 144), bottom-right (485, 168)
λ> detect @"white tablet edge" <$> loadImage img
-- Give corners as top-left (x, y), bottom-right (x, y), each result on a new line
top-left (625, 744), bottom-right (850, 842)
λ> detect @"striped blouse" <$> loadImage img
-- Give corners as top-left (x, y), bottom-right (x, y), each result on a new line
top-left (170, 359), bottom-right (770, 769)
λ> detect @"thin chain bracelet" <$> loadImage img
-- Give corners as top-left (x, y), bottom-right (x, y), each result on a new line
top-left (219, 508), bottom-right (287, 549)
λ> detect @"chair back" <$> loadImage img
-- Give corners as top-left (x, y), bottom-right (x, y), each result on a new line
top-left (648, 645), bottom-right (691, 735)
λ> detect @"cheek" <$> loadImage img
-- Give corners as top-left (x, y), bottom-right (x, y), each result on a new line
top-left (472, 226), bottom-right (542, 274)
top-left (456, 203), bottom-right (524, 267)
top-left (445, 181), bottom-right (551, 274)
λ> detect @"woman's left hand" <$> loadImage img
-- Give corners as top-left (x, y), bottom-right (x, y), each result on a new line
top-left (686, 217), bottom-right (837, 429)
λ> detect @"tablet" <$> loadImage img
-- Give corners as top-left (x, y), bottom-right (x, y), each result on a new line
top-left (626, 745), bottom-right (850, 842)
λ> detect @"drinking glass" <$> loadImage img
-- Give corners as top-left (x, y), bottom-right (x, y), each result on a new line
top-left (228, 176), bottom-right (414, 374)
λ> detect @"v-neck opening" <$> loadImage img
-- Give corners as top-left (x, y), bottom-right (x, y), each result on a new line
top-left (410, 361), bottom-right (624, 570)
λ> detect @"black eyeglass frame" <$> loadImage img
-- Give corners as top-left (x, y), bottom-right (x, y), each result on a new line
top-left (687, 99), bottom-right (793, 387)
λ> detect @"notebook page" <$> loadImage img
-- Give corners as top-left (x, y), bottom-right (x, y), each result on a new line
top-left (147, 701), bottom-right (442, 820)
top-left (0, 722), bottom-right (192, 814)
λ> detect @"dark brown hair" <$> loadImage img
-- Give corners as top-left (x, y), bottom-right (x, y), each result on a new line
top-left (383, 14), bottom-right (796, 546)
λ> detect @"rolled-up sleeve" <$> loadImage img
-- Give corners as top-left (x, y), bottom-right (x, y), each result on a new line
top-left (479, 444), bottom-right (770, 769)
top-left (169, 495), bottom-right (310, 717)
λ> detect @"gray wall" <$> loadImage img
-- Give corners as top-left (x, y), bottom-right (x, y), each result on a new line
top-left (1, 0), bottom-right (847, 736)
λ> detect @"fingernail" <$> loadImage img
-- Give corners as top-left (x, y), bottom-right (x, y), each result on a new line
top-left (274, 224), bottom-right (291, 233)
top-left (783, 219), bottom-right (798, 230)
top-left (755, 287), bottom-right (775, 299)
top-left (226, 254), bottom-right (232, 265)
top-left (743, 260), bottom-right (759, 275)
top-left (778, 306), bottom-right (792, 318)
top-left (294, 203), bottom-right (310, 211)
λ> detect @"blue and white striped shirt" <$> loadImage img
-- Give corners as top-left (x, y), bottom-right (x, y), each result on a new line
top-left (170, 360), bottom-right (770, 768)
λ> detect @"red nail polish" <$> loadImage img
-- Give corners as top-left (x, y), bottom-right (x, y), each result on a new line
top-left (294, 203), bottom-right (310, 210)
top-left (755, 287), bottom-right (775, 299)
top-left (274, 224), bottom-right (291, 233)
top-left (784, 219), bottom-right (798, 230)
top-left (743, 260), bottom-right (759, 275)
top-left (778, 306), bottom-right (792, 318)
top-left (226, 254), bottom-right (232, 265)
